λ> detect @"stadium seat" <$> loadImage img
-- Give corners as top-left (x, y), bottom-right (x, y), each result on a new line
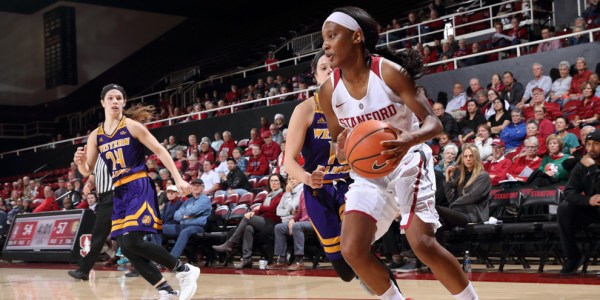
top-left (238, 192), bottom-right (254, 205)
top-left (257, 176), bottom-right (269, 189)
top-left (224, 193), bottom-right (239, 207)
top-left (248, 178), bottom-right (257, 188)
top-left (237, 139), bottom-right (249, 148)
top-left (211, 194), bottom-right (226, 206)
top-left (253, 190), bottom-right (268, 204)
top-left (214, 205), bottom-right (230, 218)
top-left (227, 204), bottom-right (250, 226)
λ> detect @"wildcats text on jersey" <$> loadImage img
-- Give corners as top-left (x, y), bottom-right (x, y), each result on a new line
top-left (98, 137), bottom-right (131, 153)
top-left (338, 104), bottom-right (397, 128)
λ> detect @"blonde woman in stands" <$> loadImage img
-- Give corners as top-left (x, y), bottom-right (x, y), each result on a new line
top-left (72, 84), bottom-right (198, 300)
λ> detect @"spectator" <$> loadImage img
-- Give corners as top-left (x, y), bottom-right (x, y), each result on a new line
top-left (174, 150), bottom-right (188, 174)
top-left (198, 141), bottom-right (216, 166)
top-left (501, 71), bottom-right (525, 108)
top-left (268, 124), bottom-right (284, 145)
top-left (165, 135), bottom-right (187, 159)
top-left (259, 116), bottom-right (270, 137)
top-left (500, 109), bottom-right (527, 152)
top-left (554, 116), bottom-right (579, 154)
top-left (213, 173), bottom-right (286, 269)
top-left (569, 57), bottom-right (593, 97)
top-left (549, 61), bottom-right (573, 105)
top-left (558, 129), bottom-right (600, 275)
top-left (153, 185), bottom-right (183, 246)
top-left (54, 178), bottom-right (67, 200)
top-left (507, 136), bottom-right (542, 182)
top-left (62, 198), bottom-right (74, 211)
top-left (458, 99), bottom-right (487, 144)
top-left (567, 26), bottom-right (590, 46)
top-left (246, 145), bottom-right (270, 179)
top-left (217, 158), bottom-right (252, 197)
top-left (454, 38), bottom-right (469, 58)
top-left (211, 132), bottom-right (224, 152)
top-left (158, 168), bottom-right (171, 191)
top-left (517, 63), bottom-right (552, 109)
top-left (437, 145), bottom-right (491, 244)
top-left (446, 83), bottom-right (467, 120)
top-left (591, 73), bottom-right (600, 97)
top-left (474, 124), bottom-right (493, 161)
top-left (33, 186), bottom-right (58, 213)
top-left (433, 102), bottom-right (459, 139)
top-left (462, 42), bottom-right (486, 67)
top-left (186, 134), bottom-right (200, 158)
top-left (533, 106), bottom-right (555, 141)
top-left (487, 96), bottom-right (511, 135)
top-left (225, 84), bottom-right (241, 103)
top-left (439, 41), bottom-right (454, 59)
top-left (487, 73), bottom-right (505, 93)
top-left (165, 179), bottom-right (211, 260)
top-left (466, 78), bottom-right (483, 101)
top-left (265, 51), bottom-right (279, 72)
top-left (572, 125), bottom-right (596, 158)
top-left (66, 180), bottom-right (82, 206)
top-left (184, 155), bottom-right (200, 181)
top-left (200, 161), bottom-right (220, 196)
top-left (435, 54), bottom-right (455, 73)
top-left (572, 81), bottom-right (600, 128)
top-left (268, 175), bottom-right (308, 270)
top-left (506, 17), bottom-right (527, 43)
top-left (489, 22), bottom-right (518, 48)
top-left (434, 144), bottom-right (458, 174)
top-left (528, 134), bottom-right (571, 187)
top-left (537, 26), bottom-right (561, 53)
top-left (274, 113), bottom-right (287, 130)
top-left (261, 132), bottom-right (281, 164)
top-left (245, 128), bottom-right (264, 156)
top-left (509, 120), bottom-right (548, 161)
top-left (214, 151), bottom-right (229, 177)
top-left (219, 131), bottom-right (236, 158)
top-left (484, 138), bottom-right (513, 186)
top-left (232, 148), bottom-right (248, 172)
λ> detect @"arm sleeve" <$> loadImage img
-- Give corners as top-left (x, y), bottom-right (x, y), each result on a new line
top-left (564, 163), bottom-right (592, 206)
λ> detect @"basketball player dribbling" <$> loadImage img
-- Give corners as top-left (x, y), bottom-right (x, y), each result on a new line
top-left (73, 84), bottom-right (200, 300)
top-left (317, 7), bottom-right (479, 300)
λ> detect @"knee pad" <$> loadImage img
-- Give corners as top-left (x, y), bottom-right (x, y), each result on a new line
top-left (331, 258), bottom-right (355, 282)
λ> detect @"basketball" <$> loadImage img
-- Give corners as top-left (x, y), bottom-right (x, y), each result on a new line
top-left (344, 120), bottom-right (400, 178)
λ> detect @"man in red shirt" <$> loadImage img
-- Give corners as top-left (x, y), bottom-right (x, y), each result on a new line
top-left (483, 139), bottom-right (513, 186)
top-left (33, 186), bottom-right (59, 213)
top-left (218, 131), bottom-right (237, 157)
top-left (260, 132), bottom-right (281, 164)
top-left (245, 128), bottom-right (264, 156)
top-left (245, 145), bottom-right (270, 180)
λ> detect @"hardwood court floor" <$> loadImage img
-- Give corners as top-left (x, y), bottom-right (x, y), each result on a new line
top-left (1, 263), bottom-right (600, 299)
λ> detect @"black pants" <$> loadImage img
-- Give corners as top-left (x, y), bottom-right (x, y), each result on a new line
top-left (435, 205), bottom-right (471, 246)
top-left (79, 191), bottom-right (114, 273)
top-left (557, 201), bottom-right (600, 259)
top-left (118, 231), bottom-right (178, 286)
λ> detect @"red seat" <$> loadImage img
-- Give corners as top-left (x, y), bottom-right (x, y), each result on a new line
top-left (211, 194), bottom-right (226, 206)
top-left (253, 190), bottom-right (268, 204)
top-left (250, 203), bottom-right (261, 213)
top-left (224, 193), bottom-right (239, 206)
top-left (238, 192), bottom-right (254, 205)
top-left (237, 139), bottom-right (249, 148)
top-left (214, 205), bottom-right (230, 217)
top-left (257, 176), bottom-right (269, 188)
top-left (248, 178), bottom-right (257, 188)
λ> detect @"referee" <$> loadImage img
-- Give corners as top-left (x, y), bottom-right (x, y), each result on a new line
top-left (68, 155), bottom-right (114, 280)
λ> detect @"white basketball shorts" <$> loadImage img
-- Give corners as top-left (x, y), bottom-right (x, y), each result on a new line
top-left (344, 143), bottom-right (441, 242)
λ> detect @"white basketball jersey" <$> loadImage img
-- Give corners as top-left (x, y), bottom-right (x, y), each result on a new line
top-left (330, 56), bottom-right (420, 133)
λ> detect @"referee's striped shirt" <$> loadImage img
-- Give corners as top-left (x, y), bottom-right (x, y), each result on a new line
top-left (93, 156), bottom-right (114, 193)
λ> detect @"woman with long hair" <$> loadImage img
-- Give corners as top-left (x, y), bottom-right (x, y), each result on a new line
top-left (213, 173), bottom-right (285, 269)
top-left (458, 99), bottom-right (487, 144)
top-left (437, 144), bottom-right (490, 242)
top-left (317, 6), bottom-right (478, 300)
top-left (473, 124), bottom-right (493, 161)
top-left (486, 94), bottom-right (510, 135)
top-left (572, 81), bottom-right (600, 128)
top-left (73, 84), bottom-right (199, 300)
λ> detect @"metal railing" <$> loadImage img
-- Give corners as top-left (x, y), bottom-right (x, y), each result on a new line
top-left (0, 121), bottom-right (55, 138)
top-left (423, 27), bottom-right (600, 70)
top-left (0, 87), bottom-right (316, 159)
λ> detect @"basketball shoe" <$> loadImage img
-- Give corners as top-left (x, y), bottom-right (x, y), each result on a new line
top-left (176, 263), bottom-right (200, 300)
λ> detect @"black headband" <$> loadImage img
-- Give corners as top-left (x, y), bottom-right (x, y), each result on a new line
top-left (100, 84), bottom-right (127, 100)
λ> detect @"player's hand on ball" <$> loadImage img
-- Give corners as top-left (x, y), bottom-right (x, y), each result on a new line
top-left (306, 166), bottom-right (325, 189)
top-left (336, 128), bottom-right (349, 162)
top-left (380, 129), bottom-right (413, 166)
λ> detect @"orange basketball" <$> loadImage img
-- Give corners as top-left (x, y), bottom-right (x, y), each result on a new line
top-left (344, 120), bottom-right (400, 178)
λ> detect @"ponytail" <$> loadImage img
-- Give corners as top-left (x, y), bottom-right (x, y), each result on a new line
top-left (124, 104), bottom-right (155, 123)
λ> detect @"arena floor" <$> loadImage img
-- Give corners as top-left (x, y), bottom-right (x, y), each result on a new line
top-left (1, 261), bottom-right (600, 299)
